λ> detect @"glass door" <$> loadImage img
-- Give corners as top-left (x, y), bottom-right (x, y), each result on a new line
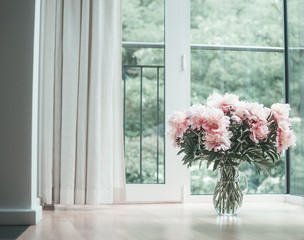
top-left (189, 0), bottom-right (286, 196)
top-left (288, 0), bottom-right (304, 196)
top-left (123, 0), bottom-right (191, 202)
top-left (123, 0), bottom-right (304, 202)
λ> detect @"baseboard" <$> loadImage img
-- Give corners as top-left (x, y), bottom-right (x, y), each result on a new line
top-left (0, 206), bottom-right (42, 225)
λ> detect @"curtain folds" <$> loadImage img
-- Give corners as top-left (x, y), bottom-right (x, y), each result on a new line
top-left (39, 0), bottom-right (125, 204)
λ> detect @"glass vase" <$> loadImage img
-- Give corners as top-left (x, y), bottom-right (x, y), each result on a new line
top-left (213, 165), bottom-right (248, 216)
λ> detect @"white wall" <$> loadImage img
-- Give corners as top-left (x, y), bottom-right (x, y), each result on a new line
top-left (0, 0), bottom-right (42, 225)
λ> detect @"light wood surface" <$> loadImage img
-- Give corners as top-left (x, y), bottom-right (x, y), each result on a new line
top-left (18, 202), bottom-right (304, 240)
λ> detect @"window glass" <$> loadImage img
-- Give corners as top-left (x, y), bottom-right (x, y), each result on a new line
top-left (288, 0), bottom-right (304, 196)
top-left (191, 0), bottom-right (283, 47)
top-left (122, 0), bottom-right (165, 183)
top-left (190, 0), bottom-right (285, 194)
top-left (122, 0), bottom-right (164, 43)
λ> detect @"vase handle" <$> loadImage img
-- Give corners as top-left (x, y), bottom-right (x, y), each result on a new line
top-left (239, 172), bottom-right (248, 195)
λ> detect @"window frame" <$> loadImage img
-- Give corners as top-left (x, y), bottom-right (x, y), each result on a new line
top-left (125, 0), bottom-right (191, 202)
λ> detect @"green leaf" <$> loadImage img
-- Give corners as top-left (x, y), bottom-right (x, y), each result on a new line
top-left (245, 154), bottom-right (254, 162)
top-left (177, 149), bottom-right (185, 155)
top-left (275, 160), bottom-right (284, 166)
top-left (213, 159), bottom-right (221, 171)
top-left (207, 152), bottom-right (217, 169)
top-left (227, 153), bottom-right (240, 159)
top-left (209, 152), bottom-right (217, 161)
top-left (199, 160), bottom-right (204, 169)
top-left (253, 160), bottom-right (274, 176)
top-left (265, 150), bottom-right (280, 162)
top-left (228, 159), bottom-right (239, 167)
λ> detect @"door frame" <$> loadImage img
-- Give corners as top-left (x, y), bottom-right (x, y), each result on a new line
top-left (125, 0), bottom-right (191, 202)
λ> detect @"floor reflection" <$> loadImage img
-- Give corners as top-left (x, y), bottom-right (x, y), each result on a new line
top-left (216, 215), bottom-right (242, 230)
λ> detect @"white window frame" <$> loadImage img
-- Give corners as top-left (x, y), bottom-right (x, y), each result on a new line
top-left (125, 0), bottom-right (191, 202)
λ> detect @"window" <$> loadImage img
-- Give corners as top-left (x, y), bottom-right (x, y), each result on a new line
top-left (288, 0), bottom-right (304, 196)
top-left (122, 0), bottom-right (165, 184)
top-left (122, 0), bottom-right (189, 202)
top-left (122, 0), bottom-right (304, 200)
top-left (190, 0), bottom-right (285, 195)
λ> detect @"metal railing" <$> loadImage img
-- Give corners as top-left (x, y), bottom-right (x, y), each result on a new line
top-left (122, 41), bottom-right (304, 52)
top-left (122, 64), bottom-right (165, 184)
top-left (122, 42), bottom-right (164, 49)
top-left (191, 44), bottom-right (283, 52)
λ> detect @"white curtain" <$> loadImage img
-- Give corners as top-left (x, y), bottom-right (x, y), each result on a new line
top-left (38, 0), bottom-right (125, 204)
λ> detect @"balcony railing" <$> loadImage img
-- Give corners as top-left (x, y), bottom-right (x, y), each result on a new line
top-left (122, 64), bottom-right (165, 184)
top-left (122, 41), bottom-right (304, 52)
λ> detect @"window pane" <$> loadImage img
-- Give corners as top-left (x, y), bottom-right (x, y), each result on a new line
top-left (288, 0), bottom-right (304, 196)
top-left (122, 0), bottom-right (165, 184)
top-left (123, 67), bottom-right (165, 184)
top-left (191, 0), bottom-right (283, 47)
top-left (191, 50), bottom-right (284, 105)
top-left (190, 0), bottom-right (285, 194)
top-left (122, 0), bottom-right (164, 43)
top-left (191, 50), bottom-right (285, 194)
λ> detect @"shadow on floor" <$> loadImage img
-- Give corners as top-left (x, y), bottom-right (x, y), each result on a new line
top-left (0, 226), bottom-right (29, 240)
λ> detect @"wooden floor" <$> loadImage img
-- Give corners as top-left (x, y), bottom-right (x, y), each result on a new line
top-left (18, 202), bottom-right (304, 240)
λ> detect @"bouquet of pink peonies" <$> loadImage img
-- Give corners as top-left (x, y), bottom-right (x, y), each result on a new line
top-left (167, 92), bottom-right (296, 174)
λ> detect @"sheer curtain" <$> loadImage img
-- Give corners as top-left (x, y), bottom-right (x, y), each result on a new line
top-left (39, 0), bottom-right (125, 204)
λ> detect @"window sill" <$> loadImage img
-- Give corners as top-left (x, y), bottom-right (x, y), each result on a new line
top-left (185, 194), bottom-right (304, 205)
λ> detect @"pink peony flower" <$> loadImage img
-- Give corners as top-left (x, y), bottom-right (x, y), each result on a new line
top-left (245, 102), bottom-right (270, 122)
top-left (206, 92), bottom-right (240, 113)
top-left (271, 104), bottom-right (292, 135)
top-left (202, 108), bottom-right (230, 134)
top-left (203, 131), bottom-right (232, 152)
top-left (271, 104), bottom-right (293, 141)
top-left (271, 103), bottom-right (291, 118)
top-left (276, 129), bottom-right (296, 153)
top-left (277, 118), bottom-right (292, 131)
top-left (231, 101), bottom-right (249, 123)
top-left (186, 104), bottom-right (207, 130)
top-left (250, 121), bottom-right (270, 143)
top-left (167, 111), bottom-right (189, 143)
